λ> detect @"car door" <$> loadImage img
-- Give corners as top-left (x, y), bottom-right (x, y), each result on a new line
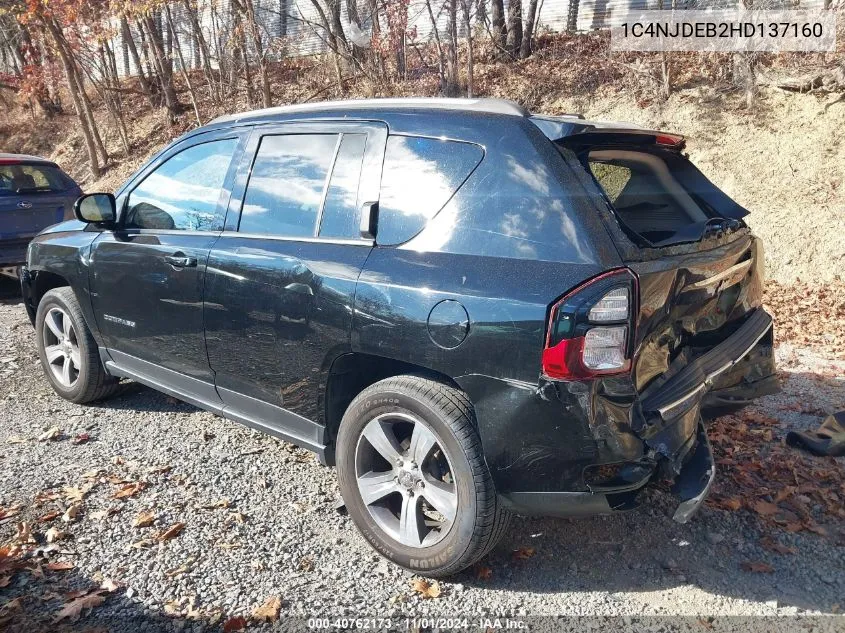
top-left (203, 121), bottom-right (386, 451)
top-left (89, 130), bottom-right (248, 397)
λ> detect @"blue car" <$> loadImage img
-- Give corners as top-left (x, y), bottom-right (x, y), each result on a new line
top-left (0, 154), bottom-right (81, 271)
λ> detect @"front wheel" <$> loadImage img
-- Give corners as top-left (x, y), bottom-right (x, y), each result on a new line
top-left (35, 287), bottom-right (119, 404)
top-left (336, 375), bottom-right (509, 577)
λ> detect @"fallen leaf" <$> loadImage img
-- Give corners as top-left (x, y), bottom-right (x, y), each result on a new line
top-left (741, 561), bottom-right (774, 573)
top-left (164, 600), bottom-right (182, 616)
top-left (166, 564), bottom-right (191, 578)
top-left (38, 510), bottom-right (61, 523)
top-left (46, 561), bottom-right (74, 571)
top-left (199, 499), bottom-right (230, 510)
top-left (410, 578), bottom-right (441, 599)
top-left (806, 523), bottom-right (829, 536)
top-left (252, 595), bottom-right (281, 622)
top-left (752, 500), bottom-right (780, 516)
top-left (53, 591), bottom-right (105, 622)
top-left (512, 546), bottom-right (536, 560)
top-left (0, 505), bottom-right (23, 521)
top-left (223, 616), bottom-right (248, 632)
top-left (721, 497), bottom-right (743, 511)
top-left (155, 522), bottom-right (185, 542)
top-left (38, 427), bottom-right (62, 442)
top-left (297, 557), bottom-right (313, 572)
top-left (475, 565), bottom-right (493, 580)
top-left (12, 522), bottom-right (35, 545)
top-left (130, 539), bottom-right (153, 549)
top-left (71, 433), bottom-right (91, 445)
top-left (759, 537), bottom-right (797, 555)
top-left (226, 512), bottom-right (248, 525)
top-left (62, 503), bottom-right (82, 523)
top-left (100, 578), bottom-right (122, 592)
top-left (0, 576), bottom-right (11, 588)
top-left (132, 510), bottom-right (156, 528)
top-left (64, 483), bottom-right (94, 503)
top-left (81, 469), bottom-right (104, 480)
top-left (45, 527), bottom-right (69, 543)
top-left (112, 482), bottom-right (146, 499)
top-left (89, 507), bottom-right (120, 521)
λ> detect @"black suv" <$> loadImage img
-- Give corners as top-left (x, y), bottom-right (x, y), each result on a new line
top-left (21, 98), bottom-right (777, 576)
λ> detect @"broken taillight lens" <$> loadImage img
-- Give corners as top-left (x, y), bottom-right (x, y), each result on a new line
top-left (542, 269), bottom-right (638, 380)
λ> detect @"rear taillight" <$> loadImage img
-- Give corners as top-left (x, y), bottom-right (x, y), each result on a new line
top-left (542, 268), bottom-right (638, 380)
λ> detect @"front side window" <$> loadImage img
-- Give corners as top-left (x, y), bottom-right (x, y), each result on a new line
top-left (125, 138), bottom-right (237, 231)
top-left (239, 134), bottom-right (338, 238)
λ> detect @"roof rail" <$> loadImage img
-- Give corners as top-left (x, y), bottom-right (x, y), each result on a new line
top-left (211, 97), bottom-right (529, 125)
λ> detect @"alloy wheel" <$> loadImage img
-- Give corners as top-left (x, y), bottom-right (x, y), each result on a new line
top-left (42, 307), bottom-right (81, 388)
top-left (354, 412), bottom-right (458, 548)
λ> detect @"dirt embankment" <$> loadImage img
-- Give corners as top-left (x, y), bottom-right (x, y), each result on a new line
top-left (2, 50), bottom-right (843, 285)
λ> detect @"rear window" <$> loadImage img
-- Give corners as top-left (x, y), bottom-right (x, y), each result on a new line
top-left (377, 136), bottom-right (483, 245)
top-left (0, 163), bottom-right (72, 195)
top-left (583, 147), bottom-right (748, 247)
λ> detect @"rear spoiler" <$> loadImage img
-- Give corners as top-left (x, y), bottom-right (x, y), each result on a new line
top-left (531, 116), bottom-right (686, 151)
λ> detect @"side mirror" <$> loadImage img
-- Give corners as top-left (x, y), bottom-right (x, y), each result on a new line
top-left (74, 193), bottom-right (116, 224)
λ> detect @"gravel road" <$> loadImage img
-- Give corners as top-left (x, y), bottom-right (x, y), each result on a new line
top-left (0, 275), bottom-right (843, 632)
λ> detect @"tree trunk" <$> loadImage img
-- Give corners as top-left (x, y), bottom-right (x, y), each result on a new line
top-left (506, 0), bottom-right (522, 56)
top-left (181, 0), bottom-right (219, 103)
top-left (566, 0), bottom-right (580, 32)
top-left (444, 0), bottom-right (460, 96)
top-left (124, 16), bottom-right (158, 106)
top-left (424, 0), bottom-right (447, 94)
top-left (519, 0), bottom-right (539, 58)
top-left (462, 0), bottom-right (474, 97)
top-left (141, 15), bottom-right (180, 118)
top-left (44, 20), bottom-right (100, 178)
top-left (489, 0), bottom-right (506, 53)
top-left (165, 4), bottom-right (202, 125)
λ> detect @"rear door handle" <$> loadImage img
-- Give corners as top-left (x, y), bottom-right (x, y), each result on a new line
top-left (165, 254), bottom-right (197, 268)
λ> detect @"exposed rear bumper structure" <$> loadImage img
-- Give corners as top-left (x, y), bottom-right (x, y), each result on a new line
top-left (492, 309), bottom-right (775, 522)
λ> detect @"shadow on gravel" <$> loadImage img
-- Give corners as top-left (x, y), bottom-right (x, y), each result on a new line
top-left (0, 274), bottom-right (22, 305)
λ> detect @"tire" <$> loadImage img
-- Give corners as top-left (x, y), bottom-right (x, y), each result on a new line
top-left (336, 375), bottom-right (510, 577)
top-left (35, 287), bottom-right (119, 404)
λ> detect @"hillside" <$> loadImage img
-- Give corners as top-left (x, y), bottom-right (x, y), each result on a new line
top-left (2, 36), bottom-right (844, 285)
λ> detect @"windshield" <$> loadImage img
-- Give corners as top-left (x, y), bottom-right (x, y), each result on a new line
top-left (0, 164), bottom-right (72, 196)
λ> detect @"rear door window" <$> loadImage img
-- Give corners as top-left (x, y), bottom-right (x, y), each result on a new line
top-left (318, 134), bottom-right (367, 239)
top-left (0, 164), bottom-right (71, 195)
top-left (239, 132), bottom-right (371, 241)
top-left (377, 136), bottom-right (483, 245)
top-left (239, 134), bottom-right (338, 238)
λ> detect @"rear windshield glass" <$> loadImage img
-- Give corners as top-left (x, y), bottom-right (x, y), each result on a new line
top-left (0, 164), bottom-right (71, 196)
top-left (580, 147), bottom-right (747, 247)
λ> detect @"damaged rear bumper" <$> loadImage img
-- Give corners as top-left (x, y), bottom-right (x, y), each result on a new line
top-left (463, 308), bottom-right (775, 522)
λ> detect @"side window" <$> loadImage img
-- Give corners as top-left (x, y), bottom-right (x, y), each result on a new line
top-left (377, 136), bottom-right (483, 245)
top-left (239, 134), bottom-right (338, 238)
top-left (125, 138), bottom-right (237, 231)
top-left (318, 134), bottom-right (367, 239)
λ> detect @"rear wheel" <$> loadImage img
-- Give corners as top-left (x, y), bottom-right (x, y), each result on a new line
top-left (336, 375), bottom-right (509, 577)
top-left (35, 287), bottom-right (119, 404)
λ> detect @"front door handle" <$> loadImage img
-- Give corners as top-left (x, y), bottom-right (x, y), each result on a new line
top-left (164, 253), bottom-right (197, 268)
